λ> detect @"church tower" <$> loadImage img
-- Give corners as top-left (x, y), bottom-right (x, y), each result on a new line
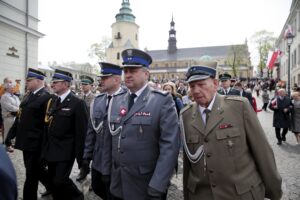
top-left (168, 16), bottom-right (177, 54)
top-left (106, 0), bottom-right (139, 65)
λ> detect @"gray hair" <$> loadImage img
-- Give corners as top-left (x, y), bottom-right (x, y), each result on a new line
top-left (4, 82), bottom-right (15, 89)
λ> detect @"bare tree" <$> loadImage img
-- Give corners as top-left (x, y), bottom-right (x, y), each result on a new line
top-left (251, 30), bottom-right (276, 77)
top-left (88, 36), bottom-right (111, 62)
top-left (226, 45), bottom-right (247, 77)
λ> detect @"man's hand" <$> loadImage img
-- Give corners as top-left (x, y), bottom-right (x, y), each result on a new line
top-left (76, 160), bottom-right (90, 182)
top-left (145, 186), bottom-right (166, 200)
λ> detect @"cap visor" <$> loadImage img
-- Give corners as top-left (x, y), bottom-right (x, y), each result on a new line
top-left (187, 75), bottom-right (210, 83)
top-left (122, 64), bottom-right (144, 68)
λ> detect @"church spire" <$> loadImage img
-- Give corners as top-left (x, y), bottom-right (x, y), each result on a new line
top-left (115, 0), bottom-right (136, 23)
top-left (168, 15), bottom-right (177, 54)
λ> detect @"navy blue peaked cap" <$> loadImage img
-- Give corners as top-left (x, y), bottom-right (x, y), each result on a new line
top-left (27, 68), bottom-right (46, 80)
top-left (121, 48), bottom-right (152, 68)
top-left (186, 61), bottom-right (217, 83)
top-left (52, 69), bottom-right (73, 82)
top-left (99, 62), bottom-right (122, 77)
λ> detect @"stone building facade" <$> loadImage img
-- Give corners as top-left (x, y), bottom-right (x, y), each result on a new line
top-left (0, 0), bottom-right (44, 86)
top-left (276, 0), bottom-right (300, 87)
top-left (147, 18), bottom-right (252, 81)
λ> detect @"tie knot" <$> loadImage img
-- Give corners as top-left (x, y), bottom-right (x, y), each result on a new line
top-left (130, 93), bottom-right (137, 99)
top-left (204, 109), bottom-right (210, 115)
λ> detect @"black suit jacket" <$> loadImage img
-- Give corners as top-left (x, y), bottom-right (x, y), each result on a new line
top-left (218, 87), bottom-right (240, 96)
top-left (43, 92), bottom-right (88, 166)
top-left (11, 88), bottom-right (51, 151)
top-left (241, 90), bottom-right (253, 105)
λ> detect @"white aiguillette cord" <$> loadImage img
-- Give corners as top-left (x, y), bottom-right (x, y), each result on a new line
top-left (107, 95), bottom-right (122, 136)
top-left (179, 115), bottom-right (204, 163)
top-left (89, 98), bottom-right (103, 134)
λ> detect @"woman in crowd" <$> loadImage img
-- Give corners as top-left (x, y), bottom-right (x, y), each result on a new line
top-left (0, 83), bottom-right (20, 152)
top-left (291, 91), bottom-right (300, 144)
top-left (162, 82), bottom-right (184, 115)
top-left (262, 89), bottom-right (270, 111)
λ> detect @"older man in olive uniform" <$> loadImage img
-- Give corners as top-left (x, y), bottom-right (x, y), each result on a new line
top-left (79, 63), bottom-right (126, 200)
top-left (217, 73), bottom-right (240, 96)
top-left (79, 75), bottom-right (95, 111)
top-left (43, 69), bottom-right (88, 200)
top-left (180, 62), bottom-right (282, 200)
top-left (108, 49), bottom-right (180, 200)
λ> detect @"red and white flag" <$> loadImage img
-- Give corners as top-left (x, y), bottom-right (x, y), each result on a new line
top-left (284, 25), bottom-right (293, 39)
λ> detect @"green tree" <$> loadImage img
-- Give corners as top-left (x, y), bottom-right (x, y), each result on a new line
top-left (88, 36), bottom-right (111, 61)
top-left (226, 44), bottom-right (247, 77)
top-left (251, 30), bottom-right (276, 77)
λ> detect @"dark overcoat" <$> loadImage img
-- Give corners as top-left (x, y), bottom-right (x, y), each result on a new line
top-left (269, 96), bottom-right (291, 128)
top-left (42, 92), bottom-right (88, 166)
top-left (13, 88), bottom-right (50, 151)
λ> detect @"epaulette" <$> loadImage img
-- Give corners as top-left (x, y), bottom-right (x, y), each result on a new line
top-left (180, 103), bottom-right (193, 115)
top-left (224, 95), bottom-right (245, 102)
top-left (151, 89), bottom-right (168, 96)
top-left (95, 93), bottom-right (105, 98)
top-left (113, 90), bottom-right (127, 97)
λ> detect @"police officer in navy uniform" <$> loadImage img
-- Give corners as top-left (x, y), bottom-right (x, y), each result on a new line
top-left (79, 75), bottom-right (95, 111)
top-left (218, 73), bottom-right (240, 96)
top-left (43, 69), bottom-right (88, 200)
top-left (108, 49), bottom-right (180, 200)
top-left (5, 68), bottom-right (52, 200)
top-left (78, 63), bottom-right (126, 200)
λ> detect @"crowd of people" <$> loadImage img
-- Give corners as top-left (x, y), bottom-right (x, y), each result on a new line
top-left (0, 48), bottom-right (299, 200)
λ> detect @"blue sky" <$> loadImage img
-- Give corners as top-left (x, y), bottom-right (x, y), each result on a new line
top-left (38, 0), bottom-right (292, 67)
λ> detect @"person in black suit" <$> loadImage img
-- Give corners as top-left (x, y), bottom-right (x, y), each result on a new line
top-left (234, 81), bottom-right (253, 106)
top-left (217, 73), bottom-right (240, 96)
top-left (43, 69), bottom-right (88, 200)
top-left (269, 88), bottom-right (291, 145)
top-left (0, 144), bottom-right (17, 200)
top-left (5, 68), bottom-right (52, 200)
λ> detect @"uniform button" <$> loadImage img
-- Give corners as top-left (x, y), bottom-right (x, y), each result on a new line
top-left (204, 138), bottom-right (209, 143)
top-left (121, 135), bottom-right (125, 139)
top-left (206, 153), bottom-right (212, 158)
top-left (209, 169), bottom-right (214, 173)
top-left (212, 184), bottom-right (216, 188)
top-left (120, 151), bottom-right (124, 154)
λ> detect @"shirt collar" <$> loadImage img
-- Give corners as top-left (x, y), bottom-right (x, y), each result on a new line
top-left (198, 93), bottom-right (217, 114)
top-left (58, 89), bottom-right (71, 102)
top-left (108, 86), bottom-right (122, 96)
top-left (33, 86), bottom-right (44, 95)
top-left (130, 83), bottom-right (148, 100)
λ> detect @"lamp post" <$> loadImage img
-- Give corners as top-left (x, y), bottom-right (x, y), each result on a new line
top-left (286, 32), bottom-right (294, 97)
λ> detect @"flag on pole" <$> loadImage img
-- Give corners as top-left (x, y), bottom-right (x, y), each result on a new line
top-left (267, 49), bottom-right (282, 70)
top-left (284, 25), bottom-right (293, 39)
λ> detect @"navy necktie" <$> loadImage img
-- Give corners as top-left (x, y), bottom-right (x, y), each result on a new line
top-left (106, 95), bottom-right (112, 111)
top-left (128, 93), bottom-right (137, 111)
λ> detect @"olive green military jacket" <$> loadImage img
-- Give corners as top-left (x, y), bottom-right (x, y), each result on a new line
top-left (80, 91), bottom-right (95, 111)
top-left (181, 94), bottom-right (282, 200)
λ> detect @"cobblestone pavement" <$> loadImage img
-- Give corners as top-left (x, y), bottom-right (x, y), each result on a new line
top-left (4, 91), bottom-right (300, 200)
